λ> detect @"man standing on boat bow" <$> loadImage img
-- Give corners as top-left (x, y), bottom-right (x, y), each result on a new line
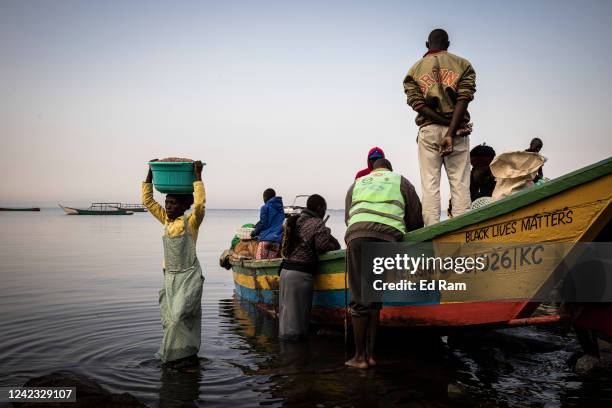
top-left (403, 28), bottom-right (476, 226)
top-left (345, 159), bottom-right (423, 368)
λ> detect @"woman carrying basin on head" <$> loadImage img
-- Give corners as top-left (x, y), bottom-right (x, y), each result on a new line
top-left (142, 159), bottom-right (205, 368)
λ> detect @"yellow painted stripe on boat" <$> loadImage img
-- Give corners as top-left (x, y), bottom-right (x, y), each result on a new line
top-left (432, 177), bottom-right (612, 303)
top-left (314, 273), bottom-right (346, 290)
top-left (233, 271), bottom-right (347, 291)
top-left (233, 271), bottom-right (278, 290)
top-left (436, 175), bottom-right (612, 245)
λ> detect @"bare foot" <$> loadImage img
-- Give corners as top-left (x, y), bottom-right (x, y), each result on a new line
top-left (367, 357), bottom-right (376, 367)
top-left (345, 357), bottom-right (368, 369)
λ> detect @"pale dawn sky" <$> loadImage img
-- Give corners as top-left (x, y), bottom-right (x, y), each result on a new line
top-left (1, 0), bottom-right (610, 209)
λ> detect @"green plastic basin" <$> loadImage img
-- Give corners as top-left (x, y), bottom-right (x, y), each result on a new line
top-left (148, 162), bottom-right (196, 194)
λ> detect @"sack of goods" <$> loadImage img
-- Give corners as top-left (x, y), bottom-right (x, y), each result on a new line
top-left (490, 151), bottom-right (546, 201)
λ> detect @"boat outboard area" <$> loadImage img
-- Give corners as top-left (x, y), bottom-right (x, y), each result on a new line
top-left (284, 195), bottom-right (309, 216)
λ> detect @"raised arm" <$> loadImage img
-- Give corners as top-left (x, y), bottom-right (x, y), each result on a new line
top-left (142, 159), bottom-right (167, 224)
top-left (189, 161), bottom-right (206, 231)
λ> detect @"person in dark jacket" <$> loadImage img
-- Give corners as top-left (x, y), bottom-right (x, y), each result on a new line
top-left (470, 143), bottom-right (496, 201)
top-left (279, 194), bottom-right (341, 341)
top-left (525, 137), bottom-right (544, 182)
top-left (355, 147), bottom-right (386, 179)
top-left (251, 188), bottom-right (285, 259)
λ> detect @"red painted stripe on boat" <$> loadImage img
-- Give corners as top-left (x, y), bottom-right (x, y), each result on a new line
top-left (311, 301), bottom-right (533, 327)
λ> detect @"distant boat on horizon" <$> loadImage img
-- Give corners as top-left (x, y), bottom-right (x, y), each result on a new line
top-left (59, 203), bottom-right (133, 215)
top-left (0, 207), bottom-right (41, 212)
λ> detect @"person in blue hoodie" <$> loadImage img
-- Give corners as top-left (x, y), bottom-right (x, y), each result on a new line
top-left (251, 188), bottom-right (285, 259)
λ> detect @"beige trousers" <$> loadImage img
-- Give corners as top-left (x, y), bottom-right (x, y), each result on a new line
top-left (417, 124), bottom-right (471, 226)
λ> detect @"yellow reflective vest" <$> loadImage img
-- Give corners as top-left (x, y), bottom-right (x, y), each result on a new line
top-left (347, 170), bottom-right (406, 234)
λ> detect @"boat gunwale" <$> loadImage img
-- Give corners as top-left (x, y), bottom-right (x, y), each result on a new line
top-left (405, 156), bottom-right (612, 242)
top-left (232, 249), bottom-right (345, 270)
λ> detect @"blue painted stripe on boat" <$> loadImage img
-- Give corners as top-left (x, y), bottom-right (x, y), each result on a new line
top-left (313, 289), bottom-right (343, 307)
top-left (235, 284), bottom-right (276, 305)
top-left (314, 288), bottom-right (440, 307)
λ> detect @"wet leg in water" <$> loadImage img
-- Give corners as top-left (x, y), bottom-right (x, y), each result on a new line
top-left (345, 315), bottom-right (369, 369)
top-left (366, 310), bottom-right (379, 367)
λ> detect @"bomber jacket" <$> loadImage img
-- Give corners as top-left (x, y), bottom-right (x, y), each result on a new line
top-left (403, 50), bottom-right (476, 127)
top-left (344, 172), bottom-right (424, 244)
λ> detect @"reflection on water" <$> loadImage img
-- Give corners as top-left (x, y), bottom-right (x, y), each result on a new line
top-left (0, 209), bottom-right (611, 407)
top-left (158, 365), bottom-right (201, 408)
top-left (231, 297), bottom-right (612, 407)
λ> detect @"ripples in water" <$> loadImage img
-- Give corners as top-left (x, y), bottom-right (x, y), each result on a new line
top-left (2, 210), bottom-right (612, 407)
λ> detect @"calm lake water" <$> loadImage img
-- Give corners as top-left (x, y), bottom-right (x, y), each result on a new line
top-left (1, 209), bottom-right (611, 407)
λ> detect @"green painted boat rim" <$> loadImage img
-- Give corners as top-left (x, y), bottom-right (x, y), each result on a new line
top-left (232, 156), bottom-right (612, 270)
top-left (234, 249), bottom-right (345, 269)
top-left (405, 155), bottom-right (612, 242)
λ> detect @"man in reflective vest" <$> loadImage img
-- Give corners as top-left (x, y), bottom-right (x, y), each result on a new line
top-left (344, 158), bottom-right (424, 369)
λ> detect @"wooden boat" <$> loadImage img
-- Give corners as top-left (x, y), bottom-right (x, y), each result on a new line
top-left (111, 203), bottom-right (148, 212)
top-left (228, 156), bottom-right (612, 328)
top-left (0, 207), bottom-right (41, 211)
top-left (59, 203), bottom-right (134, 215)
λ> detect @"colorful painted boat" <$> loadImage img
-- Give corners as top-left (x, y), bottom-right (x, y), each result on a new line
top-left (59, 203), bottom-right (134, 215)
top-left (228, 156), bottom-right (612, 328)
